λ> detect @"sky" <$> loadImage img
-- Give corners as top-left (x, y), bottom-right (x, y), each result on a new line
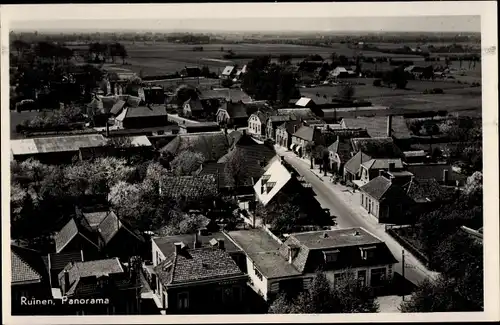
top-left (11, 16), bottom-right (481, 34)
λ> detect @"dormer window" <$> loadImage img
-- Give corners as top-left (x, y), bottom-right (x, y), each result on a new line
top-left (323, 249), bottom-right (340, 263)
top-left (266, 182), bottom-right (276, 193)
top-left (360, 246), bottom-right (376, 260)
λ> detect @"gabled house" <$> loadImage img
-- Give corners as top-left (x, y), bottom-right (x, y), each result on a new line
top-left (266, 115), bottom-right (295, 140)
top-left (295, 97), bottom-right (316, 108)
top-left (290, 125), bottom-right (322, 158)
top-left (275, 119), bottom-right (303, 149)
top-left (54, 208), bottom-right (145, 261)
top-left (182, 98), bottom-right (205, 118)
top-left (359, 171), bottom-right (449, 224)
top-left (358, 159), bottom-right (405, 186)
top-left (343, 137), bottom-right (404, 184)
top-left (253, 157), bottom-right (328, 229)
top-left (44, 250), bottom-right (85, 292)
top-left (248, 111), bottom-right (272, 140)
top-left (326, 129), bottom-right (370, 174)
top-left (216, 132), bottom-right (277, 203)
top-left (58, 258), bottom-right (142, 315)
top-left (216, 101), bottom-right (260, 128)
top-left (150, 236), bottom-right (248, 314)
top-left (11, 245), bottom-right (52, 315)
top-left (225, 227), bottom-right (397, 301)
top-left (159, 131), bottom-right (231, 162)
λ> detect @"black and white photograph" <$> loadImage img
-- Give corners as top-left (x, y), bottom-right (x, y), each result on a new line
top-left (1, 2), bottom-right (498, 323)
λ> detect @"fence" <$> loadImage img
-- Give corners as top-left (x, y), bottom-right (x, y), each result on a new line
top-left (385, 225), bottom-right (431, 268)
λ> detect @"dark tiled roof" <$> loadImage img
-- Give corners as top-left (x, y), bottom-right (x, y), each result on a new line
top-left (277, 108), bottom-right (315, 118)
top-left (54, 218), bottom-right (98, 254)
top-left (59, 258), bottom-right (129, 296)
top-left (48, 251), bottom-right (84, 272)
top-left (221, 101), bottom-right (252, 119)
top-left (406, 163), bottom-right (467, 185)
top-left (82, 211), bottom-right (108, 230)
top-left (198, 162), bottom-right (253, 188)
top-left (155, 247), bottom-right (245, 286)
top-left (361, 158), bottom-right (404, 170)
top-left (277, 119), bottom-right (303, 135)
top-left (359, 176), bottom-right (393, 200)
top-left (11, 245), bottom-right (46, 285)
top-left (269, 115), bottom-right (293, 123)
top-left (342, 116), bottom-right (411, 139)
top-left (344, 151), bottom-right (372, 174)
top-left (160, 132), bottom-right (230, 161)
top-left (292, 125), bottom-right (316, 142)
top-left (122, 105), bottom-right (167, 119)
top-left (328, 138), bottom-right (353, 162)
top-left (226, 229), bottom-right (301, 279)
top-left (403, 177), bottom-right (450, 203)
top-left (218, 136), bottom-right (277, 180)
top-left (280, 228), bottom-right (398, 273)
top-left (97, 211), bottom-right (144, 245)
top-left (351, 137), bottom-right (404, 159)
top-left (153, 232), bottom-right (241, 257)
top-left (160, 175), bottom-right (218, 200)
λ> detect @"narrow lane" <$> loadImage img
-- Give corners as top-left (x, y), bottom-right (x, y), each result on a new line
top-left (280, 150), bottom-right (438, 286)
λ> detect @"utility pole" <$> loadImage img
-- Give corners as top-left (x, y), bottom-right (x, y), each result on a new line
top-left (402, 250), bottom-right (405, 301)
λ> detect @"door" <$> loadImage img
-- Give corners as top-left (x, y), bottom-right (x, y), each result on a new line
top-left (357, 270), bottom-right (367, 287)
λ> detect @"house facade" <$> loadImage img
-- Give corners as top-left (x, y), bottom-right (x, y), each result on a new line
top-left (291, 125), bottom-right (322, 158)
top-left (58, 258), bottom-right (142, 315)
top-left (358, 159), bottom-right (404, 187)
top-left (247, 112), bottom-right (267, 140)
top-left (359, 173), bottom-right (414, 224)
top-left (150, 234), bottom-right (249, 314)
top-left (225, 227), bottom-right (397, 301)
top-left (275, 120), bottom-right (303, 149)
top-left (182, 98), bottom-right (205, 118)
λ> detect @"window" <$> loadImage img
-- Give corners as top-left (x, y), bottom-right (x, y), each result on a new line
top-left (361, 194), bottom-right (364, 205)
top-left (177, 292), bottom-right (189, 310)
top-left (302, 277), bottom-right (312, 290)
top-left (323, 249), bottom-right (339, 263)
top-left (333, 272), bottom-right (346, 288)
top-left (370, 268), bottom-right (386, 287)
top-left (360, 246), bottom-right (376, 260)
top-left (270, 282), bottom-right (280, 293)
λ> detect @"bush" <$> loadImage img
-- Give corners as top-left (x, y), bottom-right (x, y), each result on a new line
top-left (432, 88), bottom-right (444, 94)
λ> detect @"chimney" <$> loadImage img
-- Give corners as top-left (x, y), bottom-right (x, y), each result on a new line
top-left (217, 239), bottom-right (225, 250)
top-left (387, 115), bottom-right (393, 137)
top-left (379, 169), bottom-right (385, 177)
top-left (174, 242), bottom-right (183, 255)
top-left (336, 135), bottom-right (340, 143)
top-left (443, 169), bottom-right (449, 184)
top-left (242, 129), bottom-right (246, 135)
top-left (63, 270), bottom-right (70, 294)
top-left (388, 162), bottom-right (395, 171)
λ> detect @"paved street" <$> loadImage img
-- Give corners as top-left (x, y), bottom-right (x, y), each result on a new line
top-left (275, 146), bottom-right (439, 286)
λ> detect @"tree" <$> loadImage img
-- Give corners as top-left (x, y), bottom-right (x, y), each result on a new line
top-left (278, 54), bottom-right (292, 66)
top-left (269, 270), bottom-right (379, 314)
top-left (169, 150), bottom-right (205, 176)
top-left (221, 79), bottom-right (233, 88)
top-left (464, 171), bottom-right (482, 197)
top-left (337, 84), bottom-right (355, 100)
top-left (224, 149), bottom-right (248, 190)
top-left (383, 67), bottom-right (408, 89)
top-left (12, 39), bottom-right (30, 57)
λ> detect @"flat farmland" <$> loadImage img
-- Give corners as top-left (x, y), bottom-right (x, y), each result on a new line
top-left (108, 42), bottom-right (438, 77)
